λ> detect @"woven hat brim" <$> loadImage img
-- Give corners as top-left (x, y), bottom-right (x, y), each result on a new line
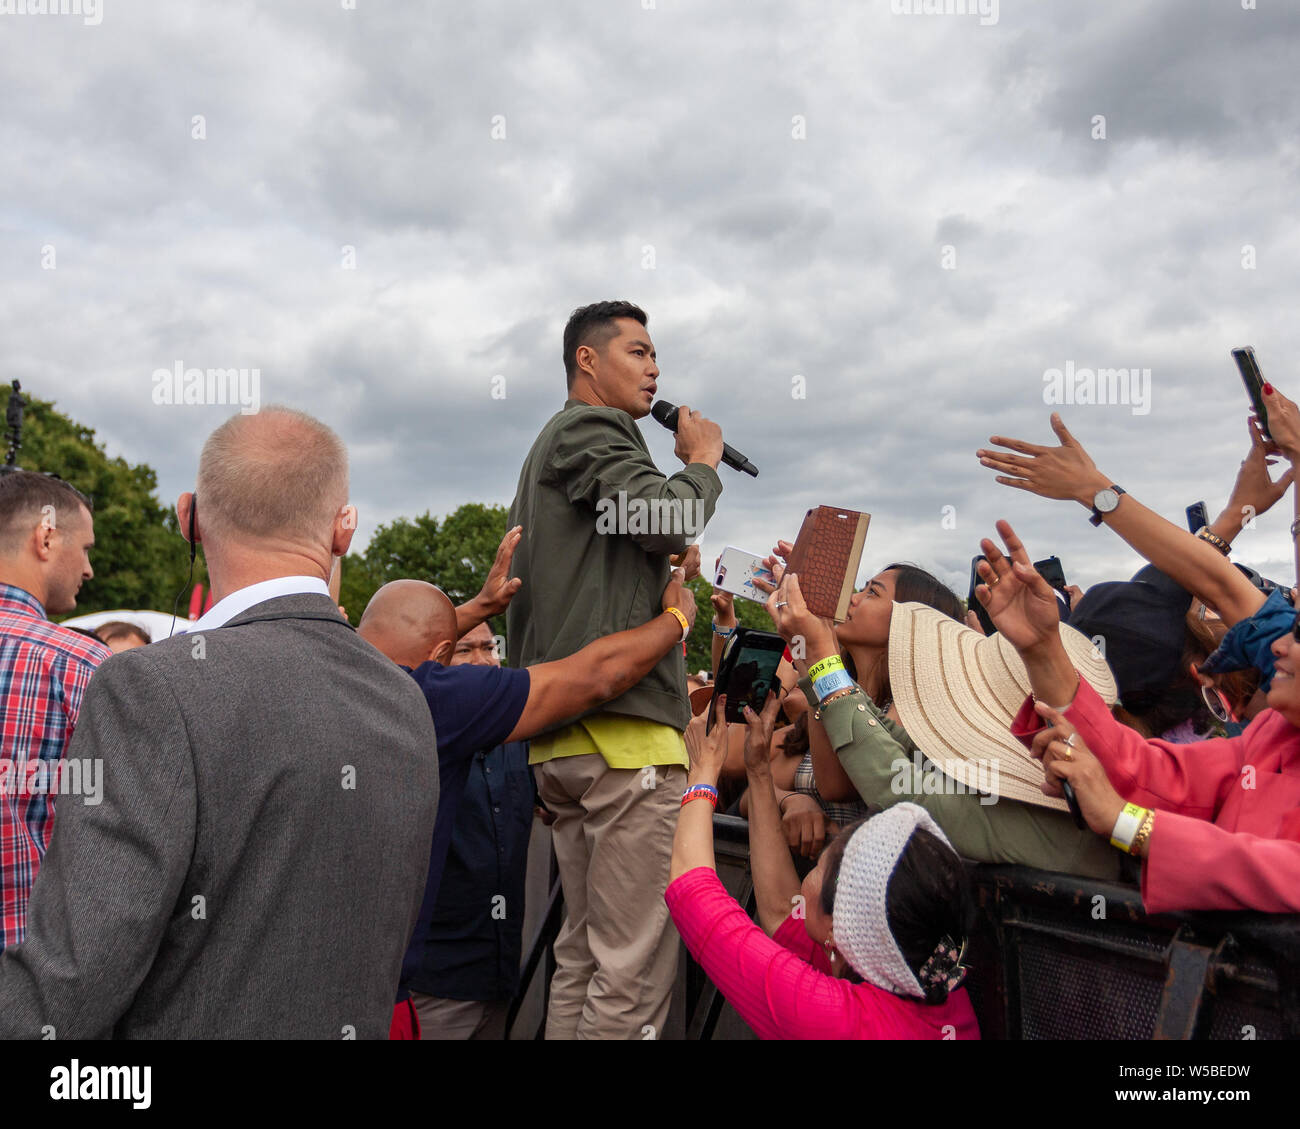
top-left (887, 602), bottom-right (1119, 811)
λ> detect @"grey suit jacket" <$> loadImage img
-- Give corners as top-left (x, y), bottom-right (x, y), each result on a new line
top-left (0, 593), bottom-right (438, 1039)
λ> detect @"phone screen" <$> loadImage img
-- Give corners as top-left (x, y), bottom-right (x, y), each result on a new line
top-left (709, 630), bottom-right (785, 729)
top-left (1033, 556), bottom-right (1067, 591)
top-left (1233, 347), bottom-right (1270, 439)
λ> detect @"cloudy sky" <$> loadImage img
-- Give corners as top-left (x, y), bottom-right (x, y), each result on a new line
top-left (4, 0), bottom-right (1300, 601)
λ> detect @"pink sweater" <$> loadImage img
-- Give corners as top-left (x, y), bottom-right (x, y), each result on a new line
top-left (1011, 680), bottom-right (1300, 914)
top-left (664, 867), bottom-right (979, 1040)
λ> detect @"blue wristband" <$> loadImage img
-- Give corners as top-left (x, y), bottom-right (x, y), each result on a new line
top-left (712, 623), bottom-right (735, 638)
top-left (813, 668), bottom-right (855, 702)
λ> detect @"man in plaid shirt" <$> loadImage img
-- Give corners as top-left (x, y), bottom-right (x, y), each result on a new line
top-left (0, 471), bottom-right (109, 948)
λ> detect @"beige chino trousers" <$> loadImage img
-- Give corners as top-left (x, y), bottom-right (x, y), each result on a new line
top-left (535, 753), bottom-right (686, 1040)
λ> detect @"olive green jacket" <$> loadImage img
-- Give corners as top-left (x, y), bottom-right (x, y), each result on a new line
top-left (799, 676), bottom-right (1124, 881)
top-left (506, 400), bottom-right (723, 735)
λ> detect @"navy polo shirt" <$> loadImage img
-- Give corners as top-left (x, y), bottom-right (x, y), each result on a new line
top-left (397, 661), bottom-right (530, 995)
top-left (405, 738), bottom-right (534, 1002)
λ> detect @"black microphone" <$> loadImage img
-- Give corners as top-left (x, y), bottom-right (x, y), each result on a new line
top-left (650, 401), bottom-right (758, 477)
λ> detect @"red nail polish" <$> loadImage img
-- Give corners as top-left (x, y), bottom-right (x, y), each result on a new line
top-left (1264, 383), bottom-right (1274, 395)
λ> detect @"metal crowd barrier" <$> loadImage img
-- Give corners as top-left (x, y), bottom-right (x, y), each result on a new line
top-left (506, 813), bottom-right (1300, 1040)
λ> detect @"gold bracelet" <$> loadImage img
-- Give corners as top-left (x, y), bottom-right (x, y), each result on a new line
top-left (1130, 810), bottom-right (1155, 857)
top-left (1196, 528), bottom-right (1231, 556)
top-left (812, 686), bottom-right (860, 719)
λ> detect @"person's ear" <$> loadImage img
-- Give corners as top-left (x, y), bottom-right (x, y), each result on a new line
top-left (176, 492), bottom-right (200, 544)
top-left (332, 504), bottom-right (357, 558)
top-left (429, 637), bottom-right (455, 666)
top-left (575, 343), bottom-right (600, 383)
top-left (1189, 661), bottom-right (1214, 689)
top-left (32, 515), bottom-right (57, 561)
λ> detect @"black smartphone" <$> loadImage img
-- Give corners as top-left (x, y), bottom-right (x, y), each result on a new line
top-left (1186, 501), bottom-right (1208, 534)
top-left (1232, 346), bottom-right (1270, 440)
top-left (967, 556), bottom-right (996, 635)
top-left (1033, 556), bottom-right (1067, 592)
top-left (707, 627), bottom-right (786, 732)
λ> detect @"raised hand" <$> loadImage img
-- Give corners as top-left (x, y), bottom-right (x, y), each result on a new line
top-left (742, 693), bottom-right (783, 775)
top-left (661, 566), bottom-right (697, 634)
top-left (1260, 383), bottom-right (1300, 463)
top-left (474, 526), bottom-right (524, 616)
top-left (758, 571), bottom-right (837, 667)
top-left (684, 694), bottom-right (730, 782)
top-left (710, 555), bottom-right (737, 624)
top-left (1225, 416), bottom-right (1295, 520)
top-left (974, 520), bottom-right (1061, 654)
top-left (976, 413), bottom-right (1110, 507)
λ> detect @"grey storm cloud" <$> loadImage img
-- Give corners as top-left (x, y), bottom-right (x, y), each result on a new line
top-left (2, 0), bottom-right (1299, 604)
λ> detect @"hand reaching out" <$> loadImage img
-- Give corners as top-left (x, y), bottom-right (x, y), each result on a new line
top-left (976, 414), bottom-right (1110, 507)
top-left (973, 520), bottom-right (1061, 654)
top-left (475, 526), bottom-right (524, 616)
top-left (1224, 416), bottom-right (1294, 521)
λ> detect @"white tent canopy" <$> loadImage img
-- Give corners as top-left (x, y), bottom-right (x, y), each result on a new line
top-left (59, 610), bottom-right (190, 642)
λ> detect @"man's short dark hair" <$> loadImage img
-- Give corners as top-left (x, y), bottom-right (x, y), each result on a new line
top-left (0, 471), bottom-right (93, 557)
top-left (95, 620), bottom-right (152, 647)
top-left (563, 301), bottom-right (647, 389)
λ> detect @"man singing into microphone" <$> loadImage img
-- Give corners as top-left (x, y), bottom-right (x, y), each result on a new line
top-left (507, 300), bottom-right (723, 1039)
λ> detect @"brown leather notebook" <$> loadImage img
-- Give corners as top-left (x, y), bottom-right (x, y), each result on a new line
top-left (784, 506), bottom-right (871, 622)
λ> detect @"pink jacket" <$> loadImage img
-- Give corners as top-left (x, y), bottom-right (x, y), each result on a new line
top-left (665, 867), bottom-right (979, 1039)
top-left (1011, 680), bottom-right (1300, 914)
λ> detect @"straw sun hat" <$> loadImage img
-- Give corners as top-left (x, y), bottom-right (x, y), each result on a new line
top-left (887, 602), bottom-right (1119, 810)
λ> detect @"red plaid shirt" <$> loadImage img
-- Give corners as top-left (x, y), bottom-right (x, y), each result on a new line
top-left (1, 583), bottom-right (110, 948)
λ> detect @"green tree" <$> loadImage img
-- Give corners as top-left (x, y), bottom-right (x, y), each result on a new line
top-left (338, 504), bottom-right (509, 631)
top-left (14, 396), bottom-right (206, 617)
top-left (683, 575), bottom-right (772, 675)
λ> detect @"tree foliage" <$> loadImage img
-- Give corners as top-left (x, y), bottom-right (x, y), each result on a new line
top-left (338, 504), bottom-right (509, 631)
top-left (14, 396), bottom-right (206, 617)
top-left (15, 392), bottom-right (765, 673)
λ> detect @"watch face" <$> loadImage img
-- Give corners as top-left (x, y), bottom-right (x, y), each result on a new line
top-left (1094, 488), bottom-right (1120, 513)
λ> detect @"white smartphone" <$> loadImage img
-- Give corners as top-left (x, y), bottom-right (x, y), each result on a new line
top-left (713, 546), bottom-right (776, 605)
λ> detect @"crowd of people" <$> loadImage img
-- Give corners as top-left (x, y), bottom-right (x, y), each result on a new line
top-left (1, 299), bottom-right (1298, 1042)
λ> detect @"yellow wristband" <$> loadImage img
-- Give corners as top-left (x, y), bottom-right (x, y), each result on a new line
top-left (664, 606), bottom-right (690, 642)
top-left (807, 654), bottom-right (845, 682)
top-left (1109, 802), bottom-right (1149, 852)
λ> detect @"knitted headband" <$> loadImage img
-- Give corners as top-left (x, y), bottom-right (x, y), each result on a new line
top-left (831, 803), bottom-right (956, 998)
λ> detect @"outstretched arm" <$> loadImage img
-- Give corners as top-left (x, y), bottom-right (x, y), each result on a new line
top-left (505, 567), bottom-right (695, 743)
top-left (739, 695), bottom-right (804, 936)
top-left (977, 414), bottom-right (1269, 624)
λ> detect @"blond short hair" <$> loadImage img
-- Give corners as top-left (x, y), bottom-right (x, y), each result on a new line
top-left (196, 407), bottom-right (348, 546)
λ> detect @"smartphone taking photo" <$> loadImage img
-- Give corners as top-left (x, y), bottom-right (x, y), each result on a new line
top-left (1233, 346), bottom-right (1270, 441)
top-left (707, 628), bottom-right (785, 733)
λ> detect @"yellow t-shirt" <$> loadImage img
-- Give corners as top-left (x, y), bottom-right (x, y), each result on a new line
top-left (528, 713), bottom-right (688, 770)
